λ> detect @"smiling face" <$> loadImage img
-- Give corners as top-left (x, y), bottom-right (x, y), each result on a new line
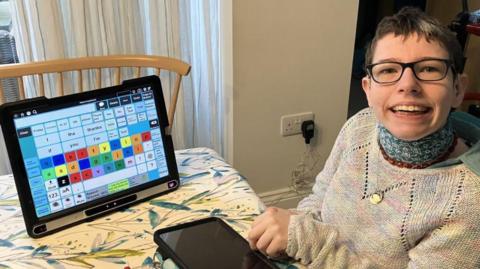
top-left (362, 33), bottom-right (467, 141)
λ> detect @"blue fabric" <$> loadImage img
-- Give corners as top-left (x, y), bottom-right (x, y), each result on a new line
top-left (430, 112), bottom-right (480, 176)
top-left (451, 111), bottom-right (480, 145)
top-left (378, 118), bottom-right (454, 165)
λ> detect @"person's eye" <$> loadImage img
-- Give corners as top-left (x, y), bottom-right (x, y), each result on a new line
top-left (418, 66), bottom-right (440, 73)
top-left (378, 68), bottom-right (398, 74)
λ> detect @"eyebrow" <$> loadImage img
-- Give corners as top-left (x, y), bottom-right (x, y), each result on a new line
top-left (374, 57), bottom-right (448, 63)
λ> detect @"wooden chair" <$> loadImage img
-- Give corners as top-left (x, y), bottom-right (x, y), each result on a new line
top-left (0, 55), bottom-right (191, 129)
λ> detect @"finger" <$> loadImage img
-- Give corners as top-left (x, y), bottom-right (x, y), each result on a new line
top-left (265, 237), bottom-right (287, 257)
top-left (248, 219), bottom-right (270, 249)
top-left (249, 207), bottom-right (282, 250)
top-left (251, 214), bottom-right (266, 229)
top-left (248, 234), bottom-right (257, 250)
top-left (249, 209), bottom-right (277, 239)
top-left (255, 227), bottom-right (276, 253)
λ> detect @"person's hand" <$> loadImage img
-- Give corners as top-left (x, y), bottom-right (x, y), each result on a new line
top-left (247, 207), bottom-right (295, 257)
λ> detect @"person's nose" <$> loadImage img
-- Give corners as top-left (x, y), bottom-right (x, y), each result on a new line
top-left (396, 67), bottom-right (421, 95)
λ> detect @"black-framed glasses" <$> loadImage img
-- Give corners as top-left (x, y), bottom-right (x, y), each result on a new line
top-left (365, 58), bottom-right (454, 84)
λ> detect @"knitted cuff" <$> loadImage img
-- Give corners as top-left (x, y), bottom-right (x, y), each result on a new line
top-left (286, 212), bottom-right (337, 266)
top-left (286, 213), bottom-right (304, 262)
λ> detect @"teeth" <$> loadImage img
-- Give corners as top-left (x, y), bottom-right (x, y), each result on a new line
top-left (392, 105), bottom-right (428, 112)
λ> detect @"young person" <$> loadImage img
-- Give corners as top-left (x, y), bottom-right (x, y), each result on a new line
top-left (248, 7), bottom-right (480, 268)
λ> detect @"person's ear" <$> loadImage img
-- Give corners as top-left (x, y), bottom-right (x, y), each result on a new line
top-left (362, 76), bottom-right (373, 107)
top-left (452, 74), bottom-right (468, 108)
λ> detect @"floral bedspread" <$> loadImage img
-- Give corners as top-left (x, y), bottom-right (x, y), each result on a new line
top-left (0, 147), bottom-right (298, 269)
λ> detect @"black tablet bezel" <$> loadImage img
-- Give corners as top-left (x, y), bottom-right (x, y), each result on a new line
top-left (153, 217), bottom-right (279, 269)
top-left (0, 75), bottom-right (179, 237)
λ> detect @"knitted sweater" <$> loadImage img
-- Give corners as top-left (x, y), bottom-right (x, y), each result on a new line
top-left (286, 108), bottom-right (480, 269)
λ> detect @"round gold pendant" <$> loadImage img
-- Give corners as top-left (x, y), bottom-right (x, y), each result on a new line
top-left (370, 192), bottom-right (383, 204)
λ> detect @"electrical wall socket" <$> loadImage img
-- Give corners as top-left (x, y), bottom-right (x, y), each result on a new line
top-left (280, 112), bottom-right (314, 136)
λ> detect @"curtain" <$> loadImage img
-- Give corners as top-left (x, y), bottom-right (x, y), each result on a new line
top-left (1, 0), bottom-right (232, 175)
top-left (179, 0), bottom-right (232, 161)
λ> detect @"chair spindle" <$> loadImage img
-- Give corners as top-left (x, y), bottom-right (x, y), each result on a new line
top-left (56, 72), bottom-right (64, 97)
top-left (114, 67), bottom-right (121, 85)
top-left (38, 74), bottom-right (45, 97)
top-left (96, 68), bottom-right (101, 89)
top-left (168, 74), bottom-right (182, 126)
top-left (135, 67), bottom-right (141, 78)
top-left (0, 79), bottom-right (4, 104)
top-left (17, 76), bottom-right (25, 100)
top-left (77, 70), bottom-right (83, 92)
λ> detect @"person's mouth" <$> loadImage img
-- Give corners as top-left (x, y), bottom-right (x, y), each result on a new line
top-left (389, 105), bottom-right (431, 115)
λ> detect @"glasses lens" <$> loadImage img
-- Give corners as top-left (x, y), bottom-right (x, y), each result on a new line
top-left (413, 60), bottom-right (448, 81)
top-left (371, 63), bottom-right (402, 83)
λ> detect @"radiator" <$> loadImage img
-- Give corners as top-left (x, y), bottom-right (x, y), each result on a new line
top-left (0, 29), bottom-right (19, 102)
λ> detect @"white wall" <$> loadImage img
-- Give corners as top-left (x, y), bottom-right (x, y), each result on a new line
top-left (233, 1), bottom-right (359, 196)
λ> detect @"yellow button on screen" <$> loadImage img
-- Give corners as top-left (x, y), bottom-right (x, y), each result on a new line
top-left (99, 142), bottom-right (111, 153)
top-left (120, 137), bottom-right (132, 148)
top-left (55, 165), bottom-right (68, 177)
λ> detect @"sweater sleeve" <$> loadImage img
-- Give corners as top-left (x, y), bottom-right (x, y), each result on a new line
top-left (287, 180), bottom-right (480, 269)
top-left (286, 213), bottom-right (378, 269)
top-left (286, 211), bottom-right (480, 269)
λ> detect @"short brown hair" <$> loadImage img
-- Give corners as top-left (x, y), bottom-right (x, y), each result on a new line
top-left (365, 7), bottom-right (463, 73)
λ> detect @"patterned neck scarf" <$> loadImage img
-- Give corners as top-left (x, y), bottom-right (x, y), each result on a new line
top-left (378, 118), bottom-right (454, 166)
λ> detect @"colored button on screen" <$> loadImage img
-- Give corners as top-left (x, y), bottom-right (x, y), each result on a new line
top-left (108, 179), bottom-right (129, 194)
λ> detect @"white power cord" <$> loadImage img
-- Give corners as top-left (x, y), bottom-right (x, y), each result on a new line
top-left (268, 143), bottom-right (321, 207)
top-left (290, 143), bottom-right (321, 193)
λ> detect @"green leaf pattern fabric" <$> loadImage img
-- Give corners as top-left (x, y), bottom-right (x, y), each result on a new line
top-left (0, 148), bottom-right (298, 268)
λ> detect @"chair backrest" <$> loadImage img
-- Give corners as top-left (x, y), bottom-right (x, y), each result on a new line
top-left (464, 92), bottom-right (480, 102)
top-left (463, 92), bottom-right (480, 118)
top-left (0, 55), bottom-right (191, 128)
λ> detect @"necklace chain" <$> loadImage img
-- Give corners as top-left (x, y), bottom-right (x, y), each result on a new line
top-left (367, 129), bottom-right (457, 205)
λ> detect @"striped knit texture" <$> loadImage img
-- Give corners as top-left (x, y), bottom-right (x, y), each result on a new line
top-left (286, 108), bottom-right (480, 269)
top-left (378, 120), bottom-right (454, 165)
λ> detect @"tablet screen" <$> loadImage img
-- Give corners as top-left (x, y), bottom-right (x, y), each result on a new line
top-left (156, 219), bottom-right (278, 269)
top-left (13, 87), bottom-right (168, 218)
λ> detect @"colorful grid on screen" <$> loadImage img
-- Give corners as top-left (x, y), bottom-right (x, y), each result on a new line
top-left (15, 89), bottom-right (169, 218)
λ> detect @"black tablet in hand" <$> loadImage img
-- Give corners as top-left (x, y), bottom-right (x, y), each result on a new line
top-left (153, 217), bottom-right (280, 269)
